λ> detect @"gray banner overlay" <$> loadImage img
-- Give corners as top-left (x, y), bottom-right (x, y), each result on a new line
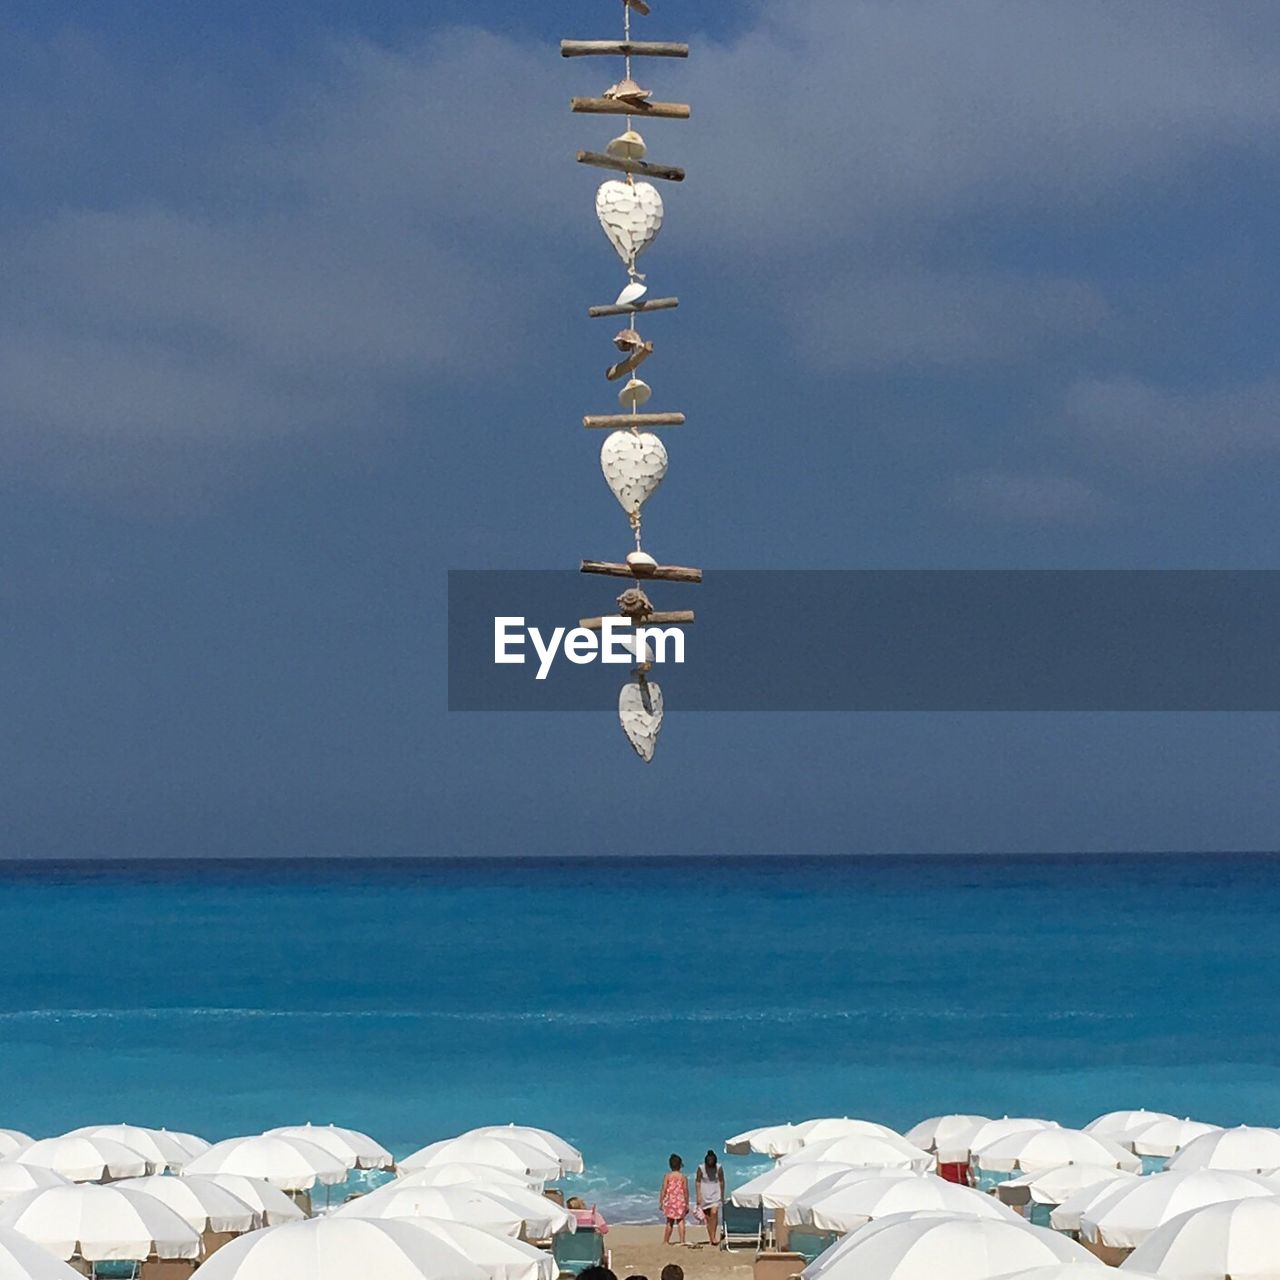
top-left (448, 571), bottom-right (1280, 711)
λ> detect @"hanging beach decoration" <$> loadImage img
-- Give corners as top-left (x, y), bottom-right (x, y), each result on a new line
top-left (563, 0), bottom-right (700, 763)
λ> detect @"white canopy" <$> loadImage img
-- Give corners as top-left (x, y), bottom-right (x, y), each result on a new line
top-left (904, 1117), bottom-right (992, 1157)
top-left (732, 1165), bottom-right (916, 1210)
top-left (779, 1135), bottom-right (933, 1173)
top-left (974, 1128), bottom-right (1141, 1175)
top-left (999, 1164), bottom-right (1137, 1207)
top-left (114, 1175), bottom-right (260, 1234)
top-left (1078, 1170), bottom-right (1280, 1250)
top-left (163, 1131), bottom-right (211, 1160)
top-left (190, 1174), bottom-right (306, 1225)
top-left (182, 1135), bottom-right (348, 1190)
top-left (66, 1125), bottom-right (194, 1174)
top-left (801, 1212), bottom-right (1093, 1280)
top-left (1165, 1126), bottom-right (1280, 1175)
top-left (338, 1183), bottom-right (573, 1239)
top-left (191, 1216), bottom-right (490, 1280)
top-left (726, 1125), bottom-right (804, 1158)
top-left (1124, 1194), bottom-right (1280, 1279)
top-left (1128, 1120), bottom-right (1221, 1161)
top-left (385, 1218), bottom-right (555, 1280)
top-left (268, 1124), bottom-right (394, 1171)
top-left (0, 1225), bottom-right (85, 1280)
top-left (787, 1172), bottom-right (1020, 1231)
top-left (463, 1127), bottom-right (584, 1176)
top-left (15, 1136), bottom-right (149, 1183)
top-left (1084, 1111), bottom-right (1177, 1147)
top-left (0, 1135), bottom-right (32, 1162)
top-left (398, 1164), bottom-right (542, 1192)
top-left (937, 1119), bottom-right (1060, 1167)
top-left (0, 1163), bottom-right (71, 1203)
top-left (0, 1184), bottom-right (200, 1262)
top-left (398, 1138), bottom-right (562, 1183)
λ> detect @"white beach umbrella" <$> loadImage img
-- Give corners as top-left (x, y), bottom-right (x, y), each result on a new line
top-left (802, 1212), bottom-right (1094, 1280)
top-left (0, 1135), bottom-right (32, 1162)
top-left (192, 1216), bottom-right (489, 1280)
top-left (114, 1175), bottom-right (260, 1234)
top-left (398, 1138), bottom-right (562, 1183)
top-left (337, 1183), bottom-right (573, 1239)
top-left (1078, 1171), bottom-right (1280, 1250)
top-left (396, 1219), bottom-right (555, 1280)
top-left (1123, 1194), bottom-right (1280, 1279)
top-left (787, 1172), bottom-right (1020, 1231)
top-left (990, 1268), bottom-right (1129, 1280)
top-left (1000, 1164), bottom-right (1137, 1207)
top-left (939, 1119), bottom-right (1060, 1167)
top-left (163, 1130), bottom-right (211, 1160)
top-left (0, 1163), bottom-right (70, 1204)
top-left (66, 1125), bottom-right (194, 1174)
top-left (975, 1129), bottom-right (1142, 1176)
top-left (726, 1124), bottom-right (803, 1157)
top-left (268, 1124), bottom-right (394, 1171)
top-left (0, 1225), bottom-right (85, 1280)
top-left (1129, 1121), bottom-right (1222, 1161)
top-left (463, 1127), bottom-right (584, 1176)
top-left (905, 1116), bottom-right (992, 1157)
top-left (397, 1164), bottom-right (542, 1192)
top-left (1166, 1127), bottom-right (1280, 1175)
top-left (780, 1134), bottom-right (933, 1173)
top-left (1085, 1111), bottom-right (1178, 1148)
top-left (0, 1184), bottom-right (200, 1261)
top-left (15, 1136), bottom-right (148, 1183)
top-left (1052, 1177), bottom-right (1160, 1234)
top-left (794, 1119), bottom-right (903, 1148)
top-left (193, 1174), bottom-right (306, 1225)
top-left (732, 1165), bottom-right (915, 1210)
top-left (182, 1135), bottom-right (347, 1190)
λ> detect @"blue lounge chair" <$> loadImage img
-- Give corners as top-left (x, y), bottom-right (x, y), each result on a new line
top-left (784, 1230), bottom-right (837, 1264)
top-left (553, 1229), bottom-right (609, 1277)
top-left (721, 1201), bottom-right (764, 1250)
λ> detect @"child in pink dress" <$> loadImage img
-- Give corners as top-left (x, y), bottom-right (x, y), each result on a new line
top-left (660, 1153), bottom-right (689, 1246)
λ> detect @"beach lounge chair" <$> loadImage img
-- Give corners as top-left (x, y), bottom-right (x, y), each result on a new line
top-left (721, 1201), bottom-right (764, 1250)
top-left (784, 1229), bottom-right (837, 1264)
top-left (552, 1228), bottom-right (609, 1277)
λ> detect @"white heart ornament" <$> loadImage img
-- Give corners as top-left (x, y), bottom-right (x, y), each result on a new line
top-left (619, 679), bottom-right (664, 763)
top-left (596, 180), bottom-right (664, 266)
top-left (600, 430), bottom-right (668, 515)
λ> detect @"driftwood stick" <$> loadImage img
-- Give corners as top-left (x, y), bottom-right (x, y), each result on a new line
top-left (606, 342), bottom-right (654, 382)
top-left (583, 412), bottom-right (684, 429)
top-left (581, 560), bottom-right (704, 584)
top-left (588, 297), bottom-right (679, 319)
top-left (571, 98), bottom-right (691, 120)
top-left (561, 40), bottom-right (688, 58)
top-left (580, 610), bottom-right (695, 631)
top-left (577, 151), bottom-right (685, 182)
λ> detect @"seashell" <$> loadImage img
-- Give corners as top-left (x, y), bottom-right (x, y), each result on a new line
top-left (600, 430), bottom-right (668, 515)
top-left (626, 550), bottom-right (659, 573)
top-left (615, 279), bottom-right (648, 308)
top-left (607, 130), bottom-right (647, 162)
top-left (619, 679), bottom-right (664, 762)
top-left (618, 378), bottom-right (652, 410)
top-left (603, 78), bottom-right (653, 106)
top-left (614, 328), bottom-right (644, 352)
top-left (596, 181), bottom-right (664, 267)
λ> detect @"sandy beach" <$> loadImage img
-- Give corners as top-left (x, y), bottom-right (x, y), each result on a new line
top-left (604, 1226), bottom-right (755, 1280)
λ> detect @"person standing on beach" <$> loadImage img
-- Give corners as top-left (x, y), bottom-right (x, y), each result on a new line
top-left (660, 1153), bottom-right (689, 1246)
top-left (695, 1150), bottom-right (725, 1246)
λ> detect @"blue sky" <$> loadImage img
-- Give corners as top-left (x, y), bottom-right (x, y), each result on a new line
top-left (2, 0), bottom-right (1279, 857)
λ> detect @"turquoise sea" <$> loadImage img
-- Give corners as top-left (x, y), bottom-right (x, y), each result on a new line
top-left (2, 855), bottom-right (1279, 1220)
